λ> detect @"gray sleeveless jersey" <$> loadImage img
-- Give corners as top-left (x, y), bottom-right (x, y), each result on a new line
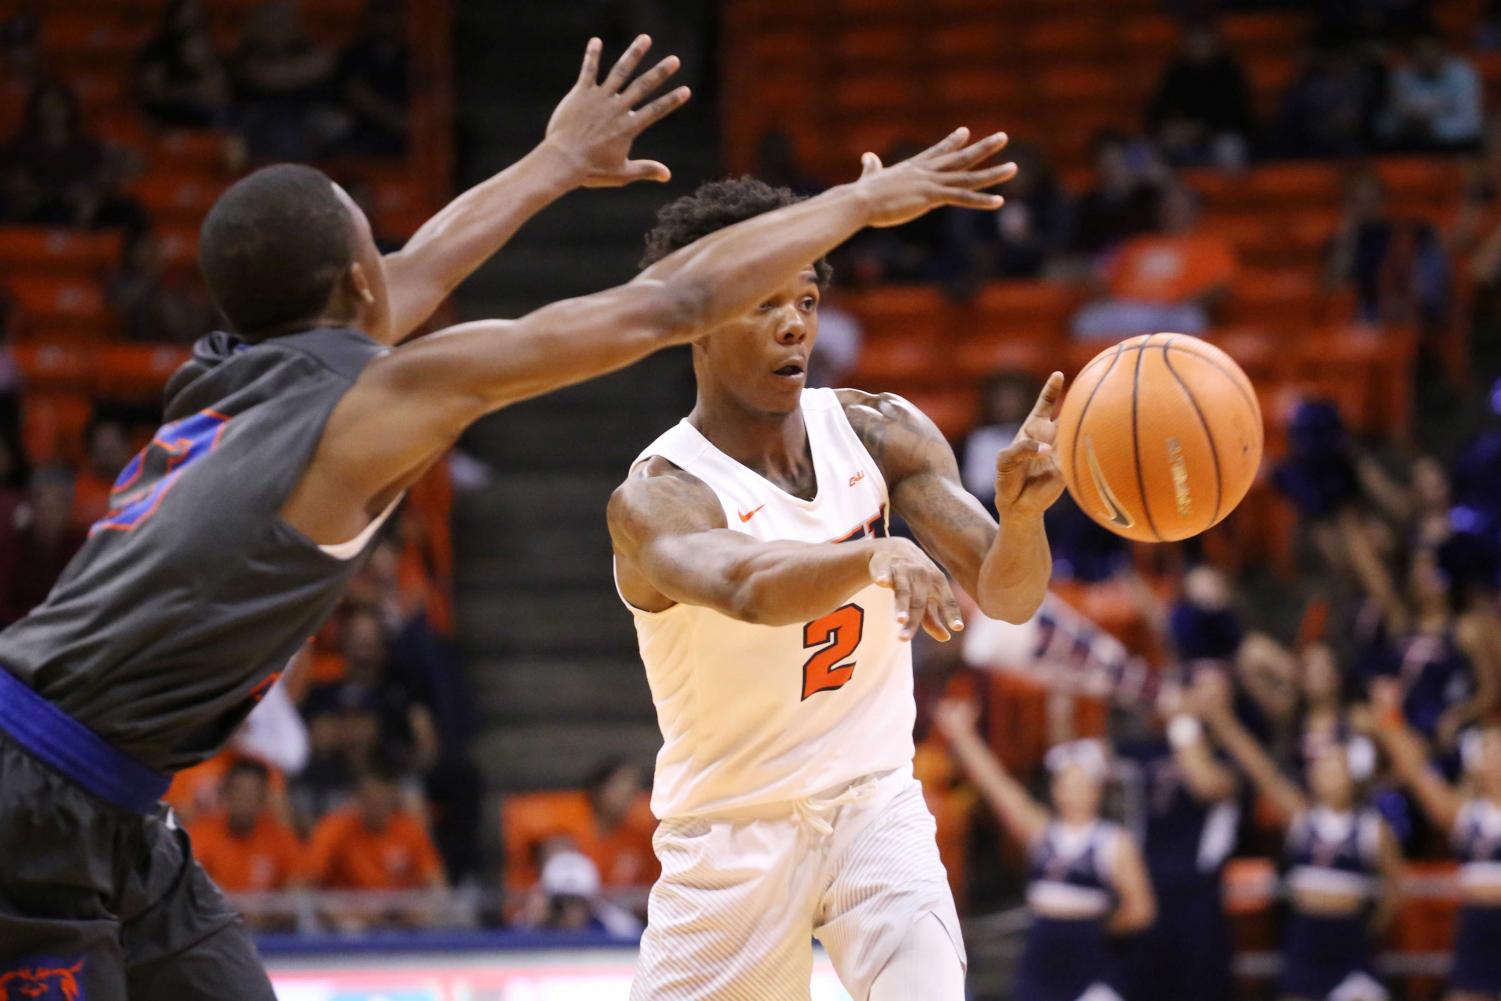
top-left (0, 325), bottom-right (385, 771)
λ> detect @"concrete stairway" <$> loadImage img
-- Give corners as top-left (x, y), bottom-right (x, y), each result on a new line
top-left (448, 2), bottom-right (717, 790)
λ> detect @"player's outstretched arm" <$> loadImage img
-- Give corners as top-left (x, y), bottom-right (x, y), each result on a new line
top-left (609, 459), bottom-right (964, 639)
top-left (286, 128), bottom-right (1016, 545)
top-left (377, 35), bottom-right (690, 345)
top-left (840, 372), bottom-right (1064, 624)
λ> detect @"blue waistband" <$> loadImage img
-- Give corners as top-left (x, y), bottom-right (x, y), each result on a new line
top-left (0, 668), bottom-right (170, 814)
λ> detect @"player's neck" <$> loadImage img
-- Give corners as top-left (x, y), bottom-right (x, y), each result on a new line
top-left (688, 391), bottom-right (814, 495)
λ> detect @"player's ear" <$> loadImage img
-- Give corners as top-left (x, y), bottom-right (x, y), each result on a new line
top-left (347, 261), bottom-right (376, 306)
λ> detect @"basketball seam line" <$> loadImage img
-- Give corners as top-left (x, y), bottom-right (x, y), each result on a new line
top-left (1102, 341), bottom-right (1262, 426)
top-left (1162, 336), bottom-right (1223, 527)
top-left (1130, 342), bottom-right (1163, 542)
top-left (1070, 340), bottom-right (1126, 521)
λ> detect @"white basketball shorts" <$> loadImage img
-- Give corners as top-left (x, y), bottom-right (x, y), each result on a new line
top-left (630, 768), bottom-right (966, 1001)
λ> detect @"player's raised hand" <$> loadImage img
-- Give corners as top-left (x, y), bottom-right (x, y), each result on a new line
top-left (853, 127), bottom-right (1018, 229)
top-left (542, 35), bottom-right (691, 188)
top-left (932, 698), bottom-right (982, 738)
top-left (868, 538), bottom-right (963, 643)
top-left (995, 371), bottom-right (1066, 520)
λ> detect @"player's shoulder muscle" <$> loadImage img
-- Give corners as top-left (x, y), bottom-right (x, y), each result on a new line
top-left (607, 455), bottom-right (727, 556)
top-left (835, 387), bottom-right (954, 481)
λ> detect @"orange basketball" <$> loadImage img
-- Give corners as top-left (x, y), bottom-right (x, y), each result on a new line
top-left (1055, 333), bottom-right (1264, 543)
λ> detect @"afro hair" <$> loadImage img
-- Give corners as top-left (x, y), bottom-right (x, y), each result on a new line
top-left (640, 176), bottom-right (833, 286)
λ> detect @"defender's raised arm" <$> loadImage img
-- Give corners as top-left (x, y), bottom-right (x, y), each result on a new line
top-left (286, 129), bottom-right (1019, 544)
top-left (377, 35), bottom-right (690, 344)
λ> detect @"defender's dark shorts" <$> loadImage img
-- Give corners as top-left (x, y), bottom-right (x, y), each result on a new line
top-left (0, 732), bottom-right (276, 1000)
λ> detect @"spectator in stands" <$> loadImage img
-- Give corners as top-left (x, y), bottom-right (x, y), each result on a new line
top-left (958, 141), bottom-right (1072, 280)
top-left (1276, 44), bottom-right (1387, 158)
top-left (291, 684), bottom-right (373, 826)
top-left (4, 465), bottom-right (86, 623)
top-left (1073, 183), bottom-right (1236, 339)
top-left (1367, 681), bottom-right (1501, 997)
top-left (137, 0), bottom-right (234, 129)
top-left (1192, 670), bottom-right (1402, 1001)
top-left (579, 757), bottom-right (659, 892)
top-left (232, 0), bottom-right (336, 160)
top-left (1147, 23), bottom-right (1255, 169)
top-left (309, 603), bottom-right (440, 773)
top-left (1341, 517), bottom-right (1501, 756)
top-left (188, 759), bottom-right (303, 926)
top-left (804, 293), bottom-right (861, 389)
top-left (1070, 131), bottom-right (1164, 256)
top-left (1384, 31), bottom-right (1484, 152)
top-left (329, 0), bottom-right (409, 157)
top-left (71, 411), bottom-right (134, 529)
top-left (1326, 169), bottom-right (1450, 329)
top-left (0, 81), bottom-right (146, 230)
top-left (1114, 674), bottom-right (1241, 1001)
top-left (960, 370), bottom-right (1039, 509)
top-left (306, 756), bottom-right (446, 930)
top-left (109, 225), bottom-right (219, 344)
top-left (933, 700), bottom-right (1155, 1001)
top-left (522, 849), bottom-right (642, 936)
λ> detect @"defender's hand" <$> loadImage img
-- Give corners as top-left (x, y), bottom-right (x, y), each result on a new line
top-left (542, 35), bottom-right (690, 188)
top-left (868, 538), bottom-right (963, 642)
top-left (853, 127), bottom-right (1018, 229)
top-left (995, 371), bottom-right (1065, 520)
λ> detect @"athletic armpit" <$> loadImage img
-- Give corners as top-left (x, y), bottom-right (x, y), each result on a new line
top-left (838, 389), bottom-right (997, 592)
top-left (607, 457), bottom-right (727, 612)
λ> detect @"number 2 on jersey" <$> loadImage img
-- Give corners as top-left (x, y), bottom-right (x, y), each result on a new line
top-left (801, 603), bottom-right (865, 700)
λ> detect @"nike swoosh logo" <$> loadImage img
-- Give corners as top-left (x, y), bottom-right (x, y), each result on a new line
top-left (738, 504), bottom-right (766, 523)
top-left (1084, 435), bottom-right (1135, 528)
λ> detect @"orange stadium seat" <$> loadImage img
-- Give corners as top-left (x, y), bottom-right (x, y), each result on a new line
top-left (1018, 16), bottom-right (1111, 56)
top-left (1227, 268), bottom-right (1324, 326)
top-left (953, 328), bottom-right (1057, 381)
top-left (1244, 162), bottom-right (1344, 208)
top-left (1035, 65), bottom-right (1126, 104)
top-left (156, 226), bottom-right (200, 272)
top-left (841, 285), bottom-right (952, 332)
top-left (68, 72), bottom-right (127, 115)
top-left (832, 0), bottom-right (914, 21)
top-left (934, 67), bottom-right (1013, 109)
top-left (128, 175), bottom-right (232, 227)
top-left (7, 276), bottom-right (110, 336)
top-left (899, 386), bottom-right (978, 439)
top-left (926, 19), bottom-right (1010, 60)
top-left (832, 25), bottom-right (916, 66)
top-left (1118, 15), bottom-right (1178, 52)
top-left (852, 333), bottom-right (948, 386)
top-left (500, 791), bottom-right (594, 893)
top-left (22, 392), bottom-right (92, 465)
top-left (155, 131), bottom-right (233, 174)
top-left (1222, 11), bottom-right (1310, 49)
top-left (13, 343), bottom-right (96, 393)
top-left (94, 345), bottom-right (193, 399)
top-left (970, 280), bottom-right (1076, 329)
top-left (0, 228), bottom-right (122, 277)
top-left (831, 74), bottom-right (916, 113)
top-left (39, 14), bottom-right (148, 57)
top-left (748, 30), bottom-right (817, 66)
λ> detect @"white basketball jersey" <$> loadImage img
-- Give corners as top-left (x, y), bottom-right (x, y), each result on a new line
top-left (621, 388), bottom-right (916, 819)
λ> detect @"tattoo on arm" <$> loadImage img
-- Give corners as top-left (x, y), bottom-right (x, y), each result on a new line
top-left (841, 390), bottom-right (997, 588)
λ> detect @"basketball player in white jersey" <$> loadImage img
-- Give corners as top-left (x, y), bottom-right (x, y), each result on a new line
top-left (609, 156), bottom-right (1066, 999)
